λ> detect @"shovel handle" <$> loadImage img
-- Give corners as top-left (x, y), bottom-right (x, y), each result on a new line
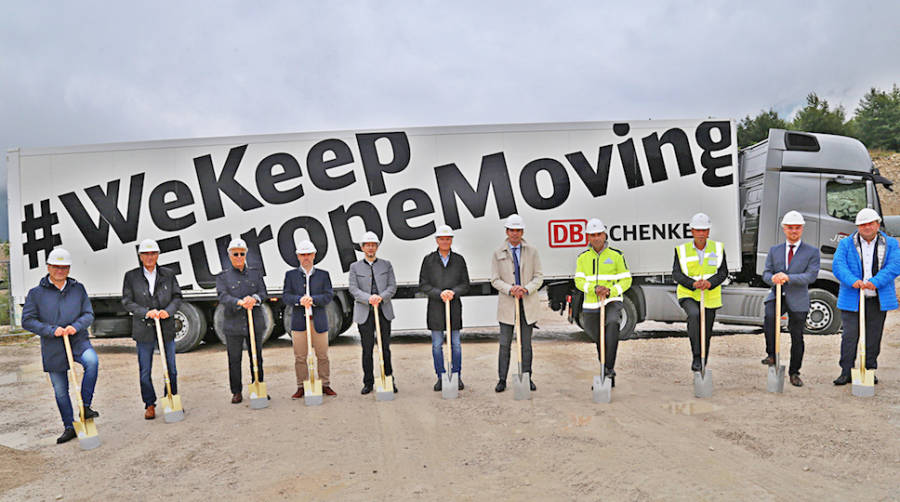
top-left (774, 283), bottom-right (781, 357)
top-left (699, 288), bottom-right (706, 368)
top-left (373, 303), bottom-right (387, 383)
top-left (514, 296), bottom-right (523, 375)
top-left (154, 317), bottom-right (175, 397)
top-left (599, 298), bottom-right (606, 368)
top-left (304, 272), bottom-right (317, 385)
top-left (61, 334), bottom-right (86, 420)
top-left (858, 290), bottom-right (866, 372)
top-left (444, 299), bottom-right (452, 374)
top-left (247, 307), bottom-right (262, 384)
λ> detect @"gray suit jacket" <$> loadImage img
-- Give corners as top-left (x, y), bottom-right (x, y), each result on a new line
top-left (762, 241), bottom-right (821, 311)
top-left (348, 258), bottom-right (397, 323)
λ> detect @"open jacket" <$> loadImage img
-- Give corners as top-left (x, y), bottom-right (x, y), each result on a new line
top-left (761, 241), bottom-right (820, 312)
top-left (283, 267), bottom-right (334, 333)
top-left (833, 231), bottom-right (900, 311)
top-left (22, 276), bottom-right (95, 372)
top-left (418, 250), bottom-right (470, 331)
top-left (348, 258), bottom-right (397, 324)
top-left (215, 265), bottom-right (269, 337)
top-left (490, 239), bottom-right (543, 325)
top-left (121, 265), bottom-right (182, 343)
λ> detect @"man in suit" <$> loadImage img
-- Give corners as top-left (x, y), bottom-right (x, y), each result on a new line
top-left (832, 208), bottom-right (900, 385)
top-left (348, 231), bottom-right (399, 395)
top-left (419, 224), bottom-right (470, 392)
top-left (122, 239), bottom-right (183, 418)
top-left (761, 211), bottom-right (820, 387)
top-left (283, 239), bottom-right (336, 398)
top-left (490, 214), bottom-right (543, 392)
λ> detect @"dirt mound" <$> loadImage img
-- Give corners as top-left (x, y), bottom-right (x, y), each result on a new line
top-left (874, 151), bottom-right (900, 215)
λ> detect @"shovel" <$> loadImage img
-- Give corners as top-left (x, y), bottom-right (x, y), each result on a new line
top-left (766, 283), bottom-right (786, 393)
top-left (441, 299), bottom-right (459, 399)
top-left (62, 334), bottom-right (100, 450)
top-left (372, 303), bottom-right (394, 402)
top-left (303, 274), bottom-right (323, 406)
top-left (154, 318), bottom-right (185, 421)
top-left (592, 298), bottom-right (612, 404)
top-left (512, 296), bottom-right (531, 401)
top-left (851, 291), bottom-right (875, 397)
top-left (246, 308), bottom-right (269, 409)
top-left (693, 287), bottom-right (713, 398)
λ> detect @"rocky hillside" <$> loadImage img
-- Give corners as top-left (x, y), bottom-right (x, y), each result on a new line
top-left (874, 151), bottom-right (900, 215)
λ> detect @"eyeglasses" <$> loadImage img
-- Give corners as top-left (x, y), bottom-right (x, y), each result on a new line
top-left (231, 252), bottom-right (246, 257)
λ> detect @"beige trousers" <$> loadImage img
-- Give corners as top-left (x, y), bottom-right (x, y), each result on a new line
top-left (292, 329), bottom-right (330, 386)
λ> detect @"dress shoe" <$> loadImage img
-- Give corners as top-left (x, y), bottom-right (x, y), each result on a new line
top-left (81, 405), bottom-right (99, 420)
top-left (231, 393), bottom-right (243, 403)
top-left (495, 380), bottom-right (506, 392)
top-left (361, 385), bottom-right (373, 395)
top-left (291, 387), bottom-right (304, 399)
top-left (458, 378), bottom-right (464, 391)
top-left (57, 427), bottom-right (76, 444)
top-left (323, 386), bottom-right (337, 396)
top-left (874, 375), bottom-right (879, 385)
top-left (393, 381), bottom-right (398, 393)
top-left (144, 405), bottom-right (156, 420)
top-left (691, 361), bottom-right (702, 372)
top-left (789, 374), bottom-right (803, 387)
top-left (529, 380), bottom-right (537, 391)
top-left (434, 378), bottom-right (442, 391)
top-left (833, 374), bottom-right (851, 386)
top-left (761, 356), bottom-right (775, 366)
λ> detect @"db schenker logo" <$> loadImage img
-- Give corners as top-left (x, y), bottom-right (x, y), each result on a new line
top-left (548, 220), bottom-right (588, 248)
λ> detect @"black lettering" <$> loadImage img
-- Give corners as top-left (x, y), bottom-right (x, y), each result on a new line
top-left (357, 132), bottom-right (411, 195)
top-left (696, 121), bottom-right (734, 188)
top-left (277, 216), bottom-right (328, 268)
top-left (157, 236), bottom-right (183, 277)
top-left (386, 189), bottom-right (436, 240)
top-left (239, 226), bottom-right (274, 275)
top-left (256, 153), bottom-right (304, 204)
top-left (667, 223), bottom-right (680, 239)
top-left (639, 224), bottom-right (650, 240)
top-left (565, 146), bottom-right (614, 197)
top-left (623, 225), bottom-right (637, 241)
top-left (683, 223), bottom-right (691, 236)
top-left (608, 225), bottom-right (621, 241)
top-left (652, 224), bottom-right (666, 240)
top-left (194, 145), bottom-right (263, 221)
top-left (188, 236), bottom-right (231, 289)
top-left (328, 201), bottom-right (383, 272)
top-left (642, 128), bottom-right (696, 183)
top-left (520, 158), bottom-right (570, 210)
top-left (617, 139), bottom-right (644, 189)
top-left (58, 174), bottom-right (144, 251)
top-left (435, 152), bottom-right (517, 229)
top-left (307, 139), bottom-right (355, 191)
top-left (149, 180), bottom-right (195, 232)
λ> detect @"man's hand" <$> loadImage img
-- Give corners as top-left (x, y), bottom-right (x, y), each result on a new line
top-left (509, 285), bottom-right (526, 299)
top-left (54, 327), bottom-right (66, 337)
top-left (852, 280), bottom-right (866, 289)
top-left (772, 272), bottom-right (789, 285)
top-left (145, 309), bottom-right (160, 319)
top-left (369, 294), bottom-right (382, 306)
top-left (64, 325), bottom-right (77, 335)
top-left (158, 310), bottom-right (170, 319)
top-left (440, 289), bottom-right (455, 302)
top-left (594, 285), bottom-right (610, 299)
top-left (240, 296), bottom-right (257, 310)
top-left (300, 295), bottom-right (313, 308)
top-left (863, 281), bottom-right (877, 291)
top-left (693, 280), bottom-right (712, 290)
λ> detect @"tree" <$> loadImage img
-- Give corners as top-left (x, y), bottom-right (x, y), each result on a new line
top-left (737, 109), bottom-right (789, 148)
top-left (792, 93), bottom-right (855, 137)
top-left (855, 85), bottom-right (900, 150)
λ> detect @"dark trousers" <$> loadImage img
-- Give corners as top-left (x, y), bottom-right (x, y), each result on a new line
top-left (136, 339), bottom-right (177, 408)
top-left (359, 309), bottom-right (393, 385)
top-left (226, 332), bottom-right (264, 394)
top-left (582, 302), bottom-right (623, 371)
top-left (763, 298), bottom-right (806, 375)
top-left (679, 298), bottom-right (717, 367)
top-left (498, 301), bottom-right (533, 380)
top-left (839, 296), bottom-right (886, 374)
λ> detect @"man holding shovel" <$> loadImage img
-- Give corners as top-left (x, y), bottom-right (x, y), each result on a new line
top-left (491, 214), bottom-right (543, 393)
top-left (575, 219), bottom-right (631, 387)
top-left (22, 248), bottom-right (99, 444)
top-left (348, 231), bottom-right (398, 395)
top-left (419, 225), bottom-right (470, 392)
top-left (121, 239), bottom-right (183, 419)
top-left (672, 213), bottom-right (728, 373)
top-left (216, 238), bottom-right (269, 404)
top-left (284, 239), bottom-right (336, 399)
top-left (832, 208), bottom-right (900, 386)
top-left (760, 211), bottom-right (820, 388)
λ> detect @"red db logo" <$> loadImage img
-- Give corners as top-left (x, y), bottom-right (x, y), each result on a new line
top-left (548, 220), bottom-right (588, 248)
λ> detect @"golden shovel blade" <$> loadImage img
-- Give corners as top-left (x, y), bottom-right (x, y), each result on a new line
top-left (851, 367), bottom-right (875, 387)
top-left (162, 393), bottom-right (184, 413)
top-left (248, 381), bottom-right (267, 400)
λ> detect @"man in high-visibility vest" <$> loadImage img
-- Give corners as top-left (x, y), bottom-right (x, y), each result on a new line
top-left (672, 213), bottom-right (729, 372)
top-left (574, 218), bottom-right (632, 386)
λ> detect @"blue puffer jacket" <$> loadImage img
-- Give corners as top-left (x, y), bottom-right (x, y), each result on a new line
top-left (833, 231), bottom-right (900, 312)
top-left (21, 276), bottom-right (95, 372)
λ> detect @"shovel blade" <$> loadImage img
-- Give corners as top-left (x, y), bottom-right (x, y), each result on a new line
top-left (693, 370), bottom-right (713, 398)
top-left (766, 365), bottom-right (785, 394)
top-left (441, 372), bottom-right (459, 400)
top-left (375, 375), bottom-right (395, 402)
top-left (304, 379), bottom-right (323, 406)
top-left (592, 375), bottom-right (612, 403)
top-left (74, 419), bottom-right (100, 450)
top-left (513, 372), bottom-right (531, 401)
top-left (163, 394), bottom-right (186, 422)
top-left (248, 382), bottom-right (269, 409)
top-left (851, 368), bottom-right (875, 397)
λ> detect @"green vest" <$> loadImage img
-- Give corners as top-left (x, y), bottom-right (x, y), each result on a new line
top-left (675, 240), bottom-right (723, 308)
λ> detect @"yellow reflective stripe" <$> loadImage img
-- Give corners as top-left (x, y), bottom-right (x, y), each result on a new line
top-left (580, 272), bottom-right (631, 281)
top-left (583, 297), bottom-right (623, 309)
top-left (677, 244), bottom-right (689, 275)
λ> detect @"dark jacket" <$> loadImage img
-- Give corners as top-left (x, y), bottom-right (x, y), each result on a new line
top-left (418, 250), bottom-right (470, 331)
top-left (762, 241), bottom-right (820, 312)
top-left (22, 276), bottom-right (95, 373)
top-left (215, 265), bottom-right (269, 337)
top-left (121, 266), bottom-right (183, 343)
top-left (283, 267), bottom-right (333, 333)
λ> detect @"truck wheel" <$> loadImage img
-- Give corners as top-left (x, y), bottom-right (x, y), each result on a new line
top-left (576, 296), bottom-right (638, 342)
top-left (806, 289), bottom-right (840, 334)
top-left (283, 302), bottom-right (347, 342)
top-left (174, 302), bottom-right (206, 353)
top-left (213, 303), bottom-right (275, 345)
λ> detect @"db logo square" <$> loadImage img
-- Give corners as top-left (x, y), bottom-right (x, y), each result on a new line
top-left (548, 219), bottom-right (588, 248)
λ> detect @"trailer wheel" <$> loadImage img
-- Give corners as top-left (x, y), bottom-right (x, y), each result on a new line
top-left (806, 289), bottom-right (840, 335)
top-left (213, 303), bottom-right (275, 345)
top-left (576, 295), bottom-right (638, 341)
top-left (174, 302), bottom-right (207, 353)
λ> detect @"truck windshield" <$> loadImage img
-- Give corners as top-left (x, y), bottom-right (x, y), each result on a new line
top-left (826, 180), bottom-right (867, 221)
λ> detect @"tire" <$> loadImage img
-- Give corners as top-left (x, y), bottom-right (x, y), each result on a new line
top-left (577, 295), bottom-right (638, 342)
top-left (806, 288), bottom-right (840, 335)
top-left (173, 302), bottom-right (206, 353)
top-left (282, 302), bottom-right (347, 343)
top-left (213, 303), bottom-right (275, 345)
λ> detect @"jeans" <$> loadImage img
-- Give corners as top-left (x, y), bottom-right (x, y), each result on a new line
top-left (136, 339), bottom-right (177, 408)
top-left (431, 330), bottom-right (461, 375)
top-left (48, 347), bottom-right (99, 428)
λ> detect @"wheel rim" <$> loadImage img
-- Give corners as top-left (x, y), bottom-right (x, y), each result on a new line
top-left (173, 311), bottom-right (189, 343)
top-left (806, 300), bottom-right (831, 331)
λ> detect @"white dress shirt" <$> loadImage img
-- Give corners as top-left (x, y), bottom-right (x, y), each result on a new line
top-left (860, 236), bottom-right (877, 297)
top-left (143, 266), bottom-right (157, 295)
top-left (785, 239), bottom-right (801, 267)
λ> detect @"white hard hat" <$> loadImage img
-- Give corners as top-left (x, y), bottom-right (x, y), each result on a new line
top-left (295, 239), bottom-right (317, 254)
top-left (781, 211), bottom-right (806, 226)
top-left (504, 214), bottom-right (525, 230)
top-left (47, 248), bottom-right (72, 266)
top-left (855, 207), bottom-right (882, 225)
top-left (138, 239), bottom-right (160, 253)
top-left (227, 238), bottom-right (248, 251)
top-left (435, 225), bottom-right (454, 237)
top-left (360, 231), bottom-right (380, 244)
top-left (689, 213), bottom-right (711, 230)
top-left (585, 218), bottom-right (606, 234)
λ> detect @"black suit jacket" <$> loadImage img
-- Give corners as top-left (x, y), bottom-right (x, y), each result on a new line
top-left (418, 250), bottom-right (470, 331)
top-left (121, 266), bottom-right (182, 343)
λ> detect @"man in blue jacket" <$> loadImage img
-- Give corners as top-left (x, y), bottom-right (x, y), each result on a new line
top-left (832, 208), bottom-right (900, 386)
top-left (22, 248), bottom-right (98, 444)
top-left (284, 239), bottom-right (335, 399)
top-left (761, 211), bottom-right (820, 387)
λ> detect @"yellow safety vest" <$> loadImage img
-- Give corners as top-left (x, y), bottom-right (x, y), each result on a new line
top-left (675, 240), bottom-right (723, 308)
top-left (574, 246), bottom-right (632, 310)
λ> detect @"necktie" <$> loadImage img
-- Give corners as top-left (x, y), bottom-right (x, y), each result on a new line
top-left (512, 247), bottom-right (521, 286)
top-left (369, 262), bottom-right (378, 294)
top-left (788, 244), bottom-right (795, 267)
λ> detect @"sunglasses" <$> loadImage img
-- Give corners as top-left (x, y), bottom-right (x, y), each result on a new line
top-left (231, 252), bottom-right (246, 257)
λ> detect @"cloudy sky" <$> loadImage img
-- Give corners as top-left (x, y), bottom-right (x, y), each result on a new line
top-left (2, 1), bottom-right (899, 239)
